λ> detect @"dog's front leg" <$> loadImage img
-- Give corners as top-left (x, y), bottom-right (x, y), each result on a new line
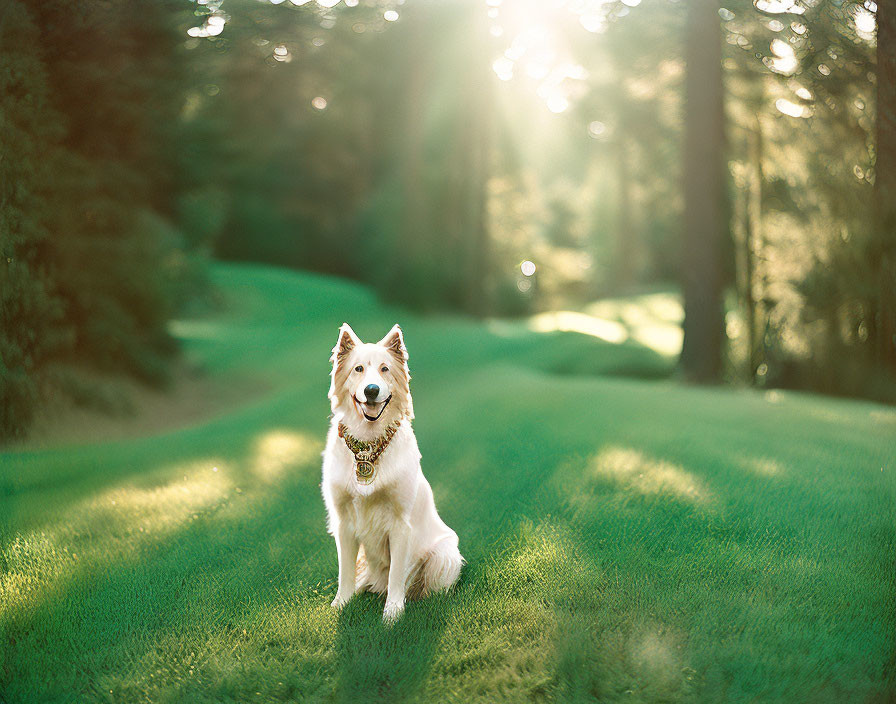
top-left (383, 521), bottom-right (411, 624)
top-left (331, 520), bottom-right (358, 610)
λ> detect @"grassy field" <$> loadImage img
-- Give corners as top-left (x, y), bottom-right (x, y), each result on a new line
top-left (2, 264), bottom-right (894, 703)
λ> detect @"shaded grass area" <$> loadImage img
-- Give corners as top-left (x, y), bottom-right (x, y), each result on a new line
top-left (2, 263), bottom-right (894, 703)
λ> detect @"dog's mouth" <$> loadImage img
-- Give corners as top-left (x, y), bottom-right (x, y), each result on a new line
top-left (353, 394), bottom-right (392, 422)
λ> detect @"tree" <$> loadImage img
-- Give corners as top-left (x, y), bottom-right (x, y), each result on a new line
top-left (720, 0), bottom-right (885, 397)
top-left (0, 2), bottom-right (68, 438)
top-left (1, 0), bottom-right (204, 440)
top-left (873, 3), bottom-right (896, 374)
top-left (679, 0), bottom-right (727, 383)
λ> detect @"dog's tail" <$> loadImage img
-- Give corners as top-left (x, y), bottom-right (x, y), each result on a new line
top-left (417, 536), bottom-right (463, 597)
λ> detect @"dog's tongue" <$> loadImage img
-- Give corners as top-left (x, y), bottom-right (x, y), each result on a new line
top-left (364, 400), bottom-right (383, 418)
top-left (356, 395), bottom-right (389, 420)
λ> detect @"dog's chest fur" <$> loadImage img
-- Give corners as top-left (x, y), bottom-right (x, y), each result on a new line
top-left (325, 422), bottom-right (420, 531)
top-left (335, 480), bottom-right (405, 535)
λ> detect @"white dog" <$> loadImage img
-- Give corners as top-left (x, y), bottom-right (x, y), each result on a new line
top-left (321, 323), bottom-right (463, 622)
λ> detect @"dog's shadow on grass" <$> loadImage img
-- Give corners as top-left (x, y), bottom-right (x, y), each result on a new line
top-left (331, 587), bottom-right (458, 704)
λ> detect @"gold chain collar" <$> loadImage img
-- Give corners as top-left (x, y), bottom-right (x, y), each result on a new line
top-left (338, 420), bottom-right (402, 485)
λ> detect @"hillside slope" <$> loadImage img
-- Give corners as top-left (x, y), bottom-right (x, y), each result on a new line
top-left (1, 264), bottom-right (894, 703)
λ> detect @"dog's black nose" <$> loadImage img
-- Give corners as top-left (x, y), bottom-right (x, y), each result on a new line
top-left (364, 384), bottom-right (380, 402)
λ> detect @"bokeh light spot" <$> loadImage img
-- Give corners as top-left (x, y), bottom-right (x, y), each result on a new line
top-left (588, 120), bottom-right (607, 138)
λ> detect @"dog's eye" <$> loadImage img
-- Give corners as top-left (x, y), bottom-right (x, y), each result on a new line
top-left (354, 365), bottom-right (363, 373)
top-left (381, 365), bottom-right (389, 373)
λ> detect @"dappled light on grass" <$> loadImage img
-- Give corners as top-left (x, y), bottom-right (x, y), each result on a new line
top-left (629, 325), bottom-right (682, 358)
top-left (107, 460), bottom-right (232, 525)
top-left (4, 267), bottom-right (896, 702)
top-left (632, 325), bottom-right (684, 357)
top-left (2, 424), bottom-right (327, 619)
top-left (528, 291), bottom-right (684, 357)
top-left (435, 521), bottom-right (572, 698)
top-left (585, 292), bottom-right (684, 356)
top-left (500, 520), bottom-right (575, 589)
top-left (628, 626), bottom-right (692, 693)
top-left (435, 518), bottom-right (702, 702)
top-left (869, 408), bottom-right (896, 426)
top-left (251, 429), bottom-right (322, 482)
top-left (530, 310), bottom-right (628, 343)
top-left (589, 446), bottom-right (710, 505)
top-left (741, 456), bottom-right (785, 477)
top-left (1, 459), bottom-right (232, 616)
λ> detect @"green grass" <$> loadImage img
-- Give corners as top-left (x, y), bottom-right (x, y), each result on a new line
top-left (2, 263), bottom-right (894, 703)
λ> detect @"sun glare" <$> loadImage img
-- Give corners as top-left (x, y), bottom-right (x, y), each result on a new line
top-left (775, 97), bottom-right (808, 118)
top-left (851, 5), bottom-right (876, 39)
top-left (769, 38), bottom-right (798, 74)
top-left (486, 0), bottom-right (622, 114)
top-left (753, 0), bottom-right (805, 15)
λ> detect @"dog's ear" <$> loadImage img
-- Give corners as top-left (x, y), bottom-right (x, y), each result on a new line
top-left (329, 324), bottom-right (360, 411)
top-left (379, 323), bottom-right (413, 419)
top-left (332, 323), bottom-right (360, 364)
top-left (378, 324), bottom-right (408, 362)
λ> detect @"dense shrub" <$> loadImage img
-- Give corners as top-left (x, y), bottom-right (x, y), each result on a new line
top-left (0, 1), bottom-right (202, 440)
top-left (0, 3), bottom-right (70, 438)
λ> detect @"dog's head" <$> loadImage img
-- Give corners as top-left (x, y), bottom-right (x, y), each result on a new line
top-left (328, 323), bottom-right (414, 428)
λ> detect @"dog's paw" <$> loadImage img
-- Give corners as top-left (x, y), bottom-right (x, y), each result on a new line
top-left (331, 594), bottom-right (351, 610)
top-left (382, 600), bottom-right (404, 625)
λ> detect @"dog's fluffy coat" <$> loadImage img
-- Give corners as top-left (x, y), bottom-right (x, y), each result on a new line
top-left (321, 323), bottom-right (462, 622)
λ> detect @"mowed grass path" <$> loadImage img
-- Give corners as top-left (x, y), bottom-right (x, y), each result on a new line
top-left (2, 264), bottom-right (894, 703)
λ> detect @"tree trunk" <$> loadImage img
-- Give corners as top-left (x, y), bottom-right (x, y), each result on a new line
top-left (399, 11), bottom-right (428, 270)
top-left (461, 3), bottom-right (492, 317)
top-left (614, 135), bottom-right (636, 290)
top-left (874, 3), bottom-right (896, 372)
top-left (679, 0), bottom-right (727, 383)
top-left (745, 115), bottom-right (765, 381)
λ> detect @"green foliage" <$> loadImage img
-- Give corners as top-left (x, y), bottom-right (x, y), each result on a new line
top-left (167, 0), bottom-right (889, 397)
top-left (0, 0), bottom-right (206, 440)
top-left (0, 2), bottom-right (70, 438)
top-left (0, 262), bottom-right (67, 438)
top-left (2, 0), bottom-right (892, 446)
top-left (723, 0), bottom-right (890, 396)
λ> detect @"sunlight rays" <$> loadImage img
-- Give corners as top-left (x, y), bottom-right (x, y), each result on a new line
top-left (487, 0), bottom-right (600, 114)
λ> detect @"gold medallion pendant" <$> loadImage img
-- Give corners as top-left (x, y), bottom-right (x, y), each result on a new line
top-left (338, 420), bottom-right (402, 487)
top-left (355, 450), bottom-right (376, 485)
